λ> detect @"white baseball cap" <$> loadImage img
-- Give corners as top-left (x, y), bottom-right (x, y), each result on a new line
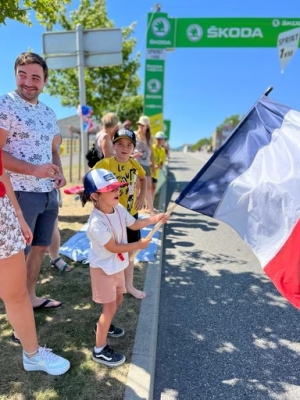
top-left (83, 169), bottom-right (128, 195)
top-left (155, 131), bottom-right (166, 139)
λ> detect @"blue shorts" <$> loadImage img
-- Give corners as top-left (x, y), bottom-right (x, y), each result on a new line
top-left (15, 190), bottom-right (58, 254)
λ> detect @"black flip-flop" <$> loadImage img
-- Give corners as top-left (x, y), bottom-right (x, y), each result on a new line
top-left (11, 333), bottom-right (21, 345)
top-left (33, 298), bottom-right (62, 310)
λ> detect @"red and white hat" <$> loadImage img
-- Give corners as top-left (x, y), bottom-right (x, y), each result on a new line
top-left (83, 169), bottom-right (128, 195)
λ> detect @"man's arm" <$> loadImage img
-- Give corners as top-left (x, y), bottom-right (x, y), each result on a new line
top-left (52, 135), bottom-right (66, 189)
top-left (0, 127), bottom-right (60, 178)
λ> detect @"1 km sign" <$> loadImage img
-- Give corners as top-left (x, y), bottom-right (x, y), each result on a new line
top-left (144, 12), bottom-right (300, 135)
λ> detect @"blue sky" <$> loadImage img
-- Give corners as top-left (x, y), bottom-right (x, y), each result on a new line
top-left (1, 0), bottom-right (300, 148)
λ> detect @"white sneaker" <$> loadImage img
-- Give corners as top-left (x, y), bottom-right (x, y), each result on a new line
top-left (23, 346), bottom-right (70, 375)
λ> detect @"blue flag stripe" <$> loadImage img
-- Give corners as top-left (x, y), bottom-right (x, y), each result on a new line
top-left (175, 95), bottom-right (291, 216)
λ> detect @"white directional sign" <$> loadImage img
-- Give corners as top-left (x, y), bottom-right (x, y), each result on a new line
top-left (43, 28), bottom-right (122, 69)
top-left (45, 52), bottom-right (122, 70)
top-left (277, 27), bottom-right (300, 73)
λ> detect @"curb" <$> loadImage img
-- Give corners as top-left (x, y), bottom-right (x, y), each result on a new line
top-left (124, 171), bottom-right (168, 400)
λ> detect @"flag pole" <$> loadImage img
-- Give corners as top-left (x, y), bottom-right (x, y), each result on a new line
top-left (264, 86), bottom-right (273, 96)
top-left (129, 202), bottom-right (177, 261)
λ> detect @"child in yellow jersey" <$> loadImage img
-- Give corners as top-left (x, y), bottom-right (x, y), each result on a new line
top-left (151, 131), bottom-right (167, 202)
top-left (93, 129), bottom-right (147, 299)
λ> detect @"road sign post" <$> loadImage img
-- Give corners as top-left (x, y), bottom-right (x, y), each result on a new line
top-left (43, 25), bottom-right (122, 175)
top-left (76, 25), bottom-right (86, 178)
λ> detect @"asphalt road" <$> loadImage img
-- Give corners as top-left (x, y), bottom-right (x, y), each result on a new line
top-left (153, 152), bottom-right (300, 400)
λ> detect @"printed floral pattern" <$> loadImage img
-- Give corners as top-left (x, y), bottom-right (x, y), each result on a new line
top-left (0, 91), bottom-right (59, 192)
top-left (0, 195), bottom-right (25, 259)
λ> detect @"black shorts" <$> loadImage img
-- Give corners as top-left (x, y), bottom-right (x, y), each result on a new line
top-left (126, 213), bottom-right (141, 243)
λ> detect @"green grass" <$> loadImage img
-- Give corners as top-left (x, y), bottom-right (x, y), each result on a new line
top-left (0, 165), bottom-right (149, 400)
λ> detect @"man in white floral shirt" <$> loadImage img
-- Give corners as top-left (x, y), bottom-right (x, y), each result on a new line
top-left (0, 52), bottom-right (66, 309)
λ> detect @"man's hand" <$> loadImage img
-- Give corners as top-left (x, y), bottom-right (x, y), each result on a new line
top-left (54, 173), bottom-right (67, 189)
top-left (33, 163), bottom-right (60, 179)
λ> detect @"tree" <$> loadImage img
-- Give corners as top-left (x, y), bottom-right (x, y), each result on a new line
top-left (217, 114), bottom-right (242, 133)
top-left (215, 114), bottom-right (242, 149)
top-left (0, 0), bottom-right (70, 28)
top-left (191, 138), bottom-right (211, 152)
top-left (46, 0), bottom-right (143, 125)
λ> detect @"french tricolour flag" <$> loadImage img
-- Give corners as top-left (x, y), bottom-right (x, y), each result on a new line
top-left (175, 91), bottom-right (300, 309)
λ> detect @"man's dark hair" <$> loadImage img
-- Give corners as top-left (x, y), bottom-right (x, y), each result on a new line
top-left (14, 52), bottom-right (49, 80)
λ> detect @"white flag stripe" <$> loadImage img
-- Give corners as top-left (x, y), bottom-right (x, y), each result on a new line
top-left (215, 109), bottom-right (300, 267)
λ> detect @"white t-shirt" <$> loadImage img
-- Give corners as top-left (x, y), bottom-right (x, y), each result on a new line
top-left (0, 91), bottom-right (59, 192)
top-left (87, 204), bottom-right (136, 274)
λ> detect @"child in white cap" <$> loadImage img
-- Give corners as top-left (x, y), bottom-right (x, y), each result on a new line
top-left (79, 168), bottom-right (168, 367)
top-left (94, 128), bottom-right (147, 299)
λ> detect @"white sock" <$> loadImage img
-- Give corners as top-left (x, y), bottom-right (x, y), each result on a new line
top-left (94, 345), bottom-right (105, 353)
top-left (23, 348), bottom-right (39, 358)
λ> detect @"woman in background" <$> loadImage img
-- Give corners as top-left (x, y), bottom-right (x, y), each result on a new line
top-left (133, 116), bottom-right (156, 215)
top-left (95, 112), bottom-right (119, 159)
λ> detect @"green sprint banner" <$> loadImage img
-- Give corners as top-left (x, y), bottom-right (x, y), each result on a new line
top-left (143, 49), bottom-right (165, 134)
top-left (144, 13), bottom-right (300, 137)
top-left (146, 14), bottom-right (300, 48)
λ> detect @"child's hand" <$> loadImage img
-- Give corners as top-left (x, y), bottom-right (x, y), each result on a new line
top-left (153, 213), bottom-right (169, 224)
top-left (135, 195), bottom-right (144, 210)
top-left (18, 215), bottom-right (33, 245)
top-left (138, 238), bottom-right (151, 249)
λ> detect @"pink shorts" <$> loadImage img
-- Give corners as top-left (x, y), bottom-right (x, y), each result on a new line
top-left (90, 267), bottom-right (126, 304)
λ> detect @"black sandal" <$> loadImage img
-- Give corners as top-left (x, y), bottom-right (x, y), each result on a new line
top-left (11, 333), bottom-right (21, 345)
top-left (51, 257), bottom-right (71, 272)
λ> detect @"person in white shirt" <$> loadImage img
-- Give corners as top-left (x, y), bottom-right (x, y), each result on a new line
top-left (0, 52), bottom-right (66, 310)
top-left (79, 168), bottom-right (168, 367)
